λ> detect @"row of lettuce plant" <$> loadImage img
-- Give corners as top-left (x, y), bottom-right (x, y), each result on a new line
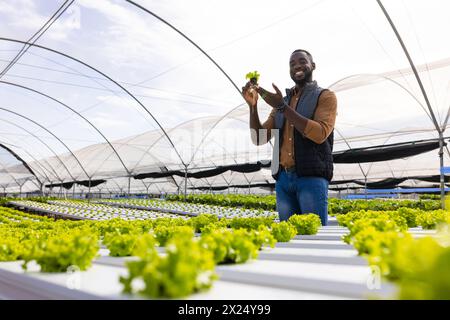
top-left (165, 194), bottom-right (441, 214)
top-left (96, 198), bottom-right (277, 219)
top-left (0, 206), bottom-right (321, 298)
top-left (9, 200), bottom-right (183, 221)
top-left (336, 208), bottom-right (450, 299)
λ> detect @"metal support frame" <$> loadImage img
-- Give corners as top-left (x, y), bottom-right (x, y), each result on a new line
top-left (376, 0), bottom-right (445, 208)
top-left (0, 107), bottom-right (90, 180)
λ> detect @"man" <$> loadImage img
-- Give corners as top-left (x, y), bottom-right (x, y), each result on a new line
top-left (242, 49), bottom-right (337, 226)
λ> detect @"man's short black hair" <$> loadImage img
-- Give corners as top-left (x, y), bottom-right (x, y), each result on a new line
top-left (291, 49), bottom-right (314, 62)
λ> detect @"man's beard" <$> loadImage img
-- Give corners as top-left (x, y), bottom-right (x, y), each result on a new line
top-left (292, 70), bottom-right (313, 86)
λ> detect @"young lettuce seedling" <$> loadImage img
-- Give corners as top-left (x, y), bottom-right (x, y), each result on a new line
top-left (245, 71), bottom-right (260, 86)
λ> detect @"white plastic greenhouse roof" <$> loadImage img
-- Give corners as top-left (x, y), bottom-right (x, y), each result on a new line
top-left (1, 0), bottom-right (450, 193)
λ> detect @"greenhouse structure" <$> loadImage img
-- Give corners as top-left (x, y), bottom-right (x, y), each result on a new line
top-left (0, 0), bottom-right (449, 303)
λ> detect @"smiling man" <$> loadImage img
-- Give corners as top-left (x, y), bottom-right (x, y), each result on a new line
top-left (242, 49), bottom-right (337, 226)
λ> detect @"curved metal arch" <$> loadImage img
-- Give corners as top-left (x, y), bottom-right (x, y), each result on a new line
top-left (334, 128), bottom-right (367, 180)
top-left (0, 107), bottom-right (90, 180)
top-left (106, 178), bottom-right (124, 193)
top-left (364, 130), bottom-right (439, 179)
top-left (0, 142), bottom-right (42, 188)
top-left (188, 103), bottom-right (248, 167)
top-left (0, 170), bottom-right (41, 192)
top-left (0, 80), bottom-right (131, 176)
top-left (0, 139), bottom-right (56, 184)
top-left (442, 103), bottom-right (450, 131)
top-left (132, 105), bottom-right (249, 171)
top-left (0, 152), bottom-right (32, 188)
top-left (131, 115), bottom-right (219, 172)
top-left (0, 160), bottom-right (28, 189)
top-left (126, 0), bottom-right (242, 95)
top-left (376, 0), bottom-right (439, 132)
top-left (188, 66), bottom-right (443, 169)
top-left (327, 73), bottom-right (434, 125)
top-left (326, 71), bottom-right (440, 181)
top-left (0, 37), bottom-right (186, 167)
top-left (87, 131), bottom-right (166, 179)
top-left (139, 110), bottom-right (253, 170)
top-left (0, 117), bottom-right (72, 182)
top-left (0, 133), bottom-right (59, 184)
top-left (0, 118), bottom-right (75, 181)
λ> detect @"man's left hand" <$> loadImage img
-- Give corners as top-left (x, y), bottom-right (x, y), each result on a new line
top-left (256, 83), bottom-right (284, 108)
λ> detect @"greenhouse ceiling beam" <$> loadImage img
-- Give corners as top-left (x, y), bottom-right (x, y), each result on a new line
top-left (0, 0), bottom-right (74, 79)
top-left (0, 142), bottom-right (42, 188)
top-left (0, 38), bottom-right (186, 168)
top-left (131, 117), bottom-right (207, 171)
top-left (0, 119), bottom-right (72, 183)
top-left (0, 118), bottom-right (73, 182)
top-left (188, 103), bottom-right (248, 167)
top-left (0, 157), bottom-right (32, 190)
top-left (95, 133), bottom-right (165, 179)
top-left (376, 0), bottom-right (439, 131)
top-left (0, 139), bottom-right (57, 184)
top-left (328, 73), bottom-right (434, 125)
top-left (442, 104), bottom-right (450, 131)
top-left (126, 1), bottom-right (264, 166)
top-left (0, 107), bottom-right (89, 180)
top-left (126, 0), bottom-right (242, 95)
top-left (131, 115), bottom-right (222, 172)
top-left (0, 80), bottom-right (132, 177)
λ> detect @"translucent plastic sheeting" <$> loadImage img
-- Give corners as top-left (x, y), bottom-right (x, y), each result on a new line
top-left (0, 0), bottom-right (449, 192)
top-left (0, 145), bottom-right (39, 191)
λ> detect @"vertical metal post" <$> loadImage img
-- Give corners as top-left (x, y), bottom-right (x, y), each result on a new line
top-left (128, 175), bottom-right (131, 197)
top-left (364, 176), bottom-right (368, 200)
top-left (184, 165), bottom-right (188, 202)
top-left (439, 132), bottom-right (445, 209)
top-left (377, 0), bottom-right (443, 205)
top-left (88, 178), bottom-right (91, 202)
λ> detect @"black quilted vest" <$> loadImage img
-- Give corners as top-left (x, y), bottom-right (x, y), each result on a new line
top-left (271, 81), bottom-right (334, 181)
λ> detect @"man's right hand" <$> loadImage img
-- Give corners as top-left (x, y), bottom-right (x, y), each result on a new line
top-left (242, 81), bottom-right (258, 108)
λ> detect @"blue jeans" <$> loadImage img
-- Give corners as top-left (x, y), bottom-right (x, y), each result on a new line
top-left (275, 170), bottom-right (329, 226)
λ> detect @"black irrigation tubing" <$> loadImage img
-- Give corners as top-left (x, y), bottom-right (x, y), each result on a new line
top-left (0, 107), bottom-right (88, 181)
top-left (0, 81), bottom-right (132, 177)
top-left (0, 119), bottom-right (67, 183)
top-left (0, 37), bottom-right (186, 168)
